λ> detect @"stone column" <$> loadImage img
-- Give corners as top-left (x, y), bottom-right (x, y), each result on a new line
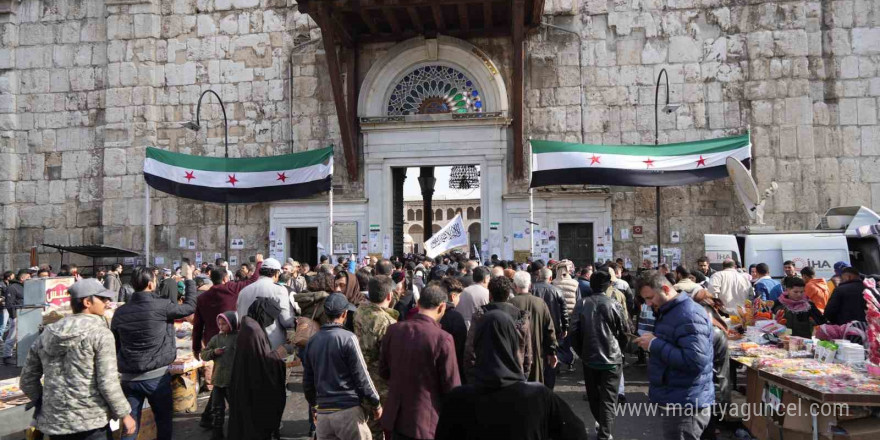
top-left (392, 167), bottom-right (406, 257)
top-left (418, 167), bottom-right (436, 250)
top-left (0, 0), bottom-right (18, 270)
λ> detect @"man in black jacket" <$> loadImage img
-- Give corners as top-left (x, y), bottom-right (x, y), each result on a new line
top-left (571, 272), bottom-right (629, 440)
top-left (825, 267), bottom-right (872, 325)
top-left (111, 263), bottom-right (197, 440)
top-left (2, 269), bottom-right (29, 365)
top-left (303, 293), bottom-right (381, 439)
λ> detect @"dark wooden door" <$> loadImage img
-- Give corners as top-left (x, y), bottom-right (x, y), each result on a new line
top-left (558, 223), bottom-right (594, 268)
top-left (289, 227), bottom-right (319, 266)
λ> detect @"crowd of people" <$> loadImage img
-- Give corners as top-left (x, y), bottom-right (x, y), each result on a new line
top-left (1, 251), bottom-right (878, 440)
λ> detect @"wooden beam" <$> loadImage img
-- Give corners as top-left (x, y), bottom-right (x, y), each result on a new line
top-left (431, 4), bottom-right (446, 31)
top-left (345, 46), bottom-right (359, 178)
top-left (407, 6), bottom-right (424, 32)
top-left (383, 7), bottom-right (402, 34)
top-left (319, 6), bottom-right (358, 181)
top-left (354, 27), bottom-right (509, 43)
top-left (330, 12), bottom-right (354, 47)
top-left (458, 4), bottom-right (470, 30)
top-left (483, 1), bottom-right (492, 28)
top-left (360, 8), bottom-right (381, 35)
top-left (530, 0), bottom-right (545, 27)
top-left (511, 0), bottom-right (524, 179)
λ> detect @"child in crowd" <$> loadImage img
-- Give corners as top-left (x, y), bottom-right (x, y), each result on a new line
top-left (200, 311), bottom-right (239, 440)
top-left (773, 276), bottom-right (826, 338)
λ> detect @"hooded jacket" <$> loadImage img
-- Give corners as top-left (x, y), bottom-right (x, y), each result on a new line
top-left (4, 280), bottom-right (23, 318)
top-left (20, 313), bottom-right (131, 435)
top-left (199, 312), bottom-right (239, 388)
top-left (296, 290), bottom-right (331, 325)
top-left (191, 261), bottom-right (261, 354)
top-left (648, 293), bottom-right (715, 408)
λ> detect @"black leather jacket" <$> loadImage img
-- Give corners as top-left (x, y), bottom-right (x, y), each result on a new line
top-left (532, 281), bottom-right (569, 338)
top-left (572, 294), bottom-right (628, 365)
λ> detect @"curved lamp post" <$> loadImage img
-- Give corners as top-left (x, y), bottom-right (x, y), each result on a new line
top-left (183, 90), bottom-right (230, 261)
top-left (654, 69), bottom-right (680, 268)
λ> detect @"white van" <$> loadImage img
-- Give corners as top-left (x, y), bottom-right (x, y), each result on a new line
top-left (705, 206), bottom-right (880, 279)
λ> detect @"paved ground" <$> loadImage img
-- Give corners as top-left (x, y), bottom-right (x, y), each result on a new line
top-left (3, 360), bottom-right (743, 440)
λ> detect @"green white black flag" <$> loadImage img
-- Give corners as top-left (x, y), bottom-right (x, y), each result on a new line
top-left (143, 147), bottom-right (333, 203)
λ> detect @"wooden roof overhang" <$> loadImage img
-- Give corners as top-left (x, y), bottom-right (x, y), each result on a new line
top-left (298, 0), bottom-right (543, 180)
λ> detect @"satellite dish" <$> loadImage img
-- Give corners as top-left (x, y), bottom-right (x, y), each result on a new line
top-left (726, 157), bottom-right (776, 225)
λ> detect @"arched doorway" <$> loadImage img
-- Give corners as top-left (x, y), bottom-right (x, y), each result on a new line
top-left (468, 222), bottom-right (481, 257)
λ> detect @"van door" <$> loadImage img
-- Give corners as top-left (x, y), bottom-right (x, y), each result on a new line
top-left (705, 234), bottom-right (742, 269)
top-left (781, 235), bottom-right (850, 279)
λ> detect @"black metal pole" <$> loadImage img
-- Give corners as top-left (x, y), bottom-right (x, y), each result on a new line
top-left (193, 90), bottom-right (229, 261)
top-left (654, 69), bottom-right (670, 269)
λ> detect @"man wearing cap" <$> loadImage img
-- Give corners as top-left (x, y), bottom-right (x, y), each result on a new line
top-left (236, 257), bottom-right (294, 349)
top-left (21, 279), bottom-right (138, 439)
top-left (303, 293), bottom-right (381, 440)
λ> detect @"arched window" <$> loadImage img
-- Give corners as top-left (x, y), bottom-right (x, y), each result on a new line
top-left (386, 65), bottom-right (483, 115)
top-left (407, 209), bottom-right (415, 221)
top-left (474, 206), bottom-right (481, 219)
top-left (416, 209), bottom-right (422, 221)
top-left (447, 208), bottom-right (455, 219)
top-left (456, 208), bottom-right (463, 217)
top-left (435, 209), bottom-right (443, 221)
top-left (466, 207), bottom-right (475, 219)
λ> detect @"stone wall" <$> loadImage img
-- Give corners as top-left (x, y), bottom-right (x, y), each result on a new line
top-left (1, 0), bottom-right (879, 270)
top-left (523, 0), bottom-right (880, 266)
top-left (0, 0), bottom-right (341, 269)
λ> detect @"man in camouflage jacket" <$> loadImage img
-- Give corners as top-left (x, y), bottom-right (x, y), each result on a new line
top-left (353, 275), bottom-right (399, 440)
top-left (20, 279), bottom-right (136, 438)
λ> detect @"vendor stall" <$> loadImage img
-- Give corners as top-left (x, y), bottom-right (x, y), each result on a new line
top-left (730, 343), bottom-right (880, 440)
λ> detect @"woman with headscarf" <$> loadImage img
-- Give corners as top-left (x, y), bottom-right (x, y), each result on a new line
top-left (334, 271), bottom-right (364, 305)
top-left (435, 310), bottom-right (586, 440)
top-left (228, 297), bottom-right (287, 440)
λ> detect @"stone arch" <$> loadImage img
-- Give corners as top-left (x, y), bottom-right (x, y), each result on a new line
top-left (407, 209), bottom-right (415, 221)
top-left (416, 209), bottom-right (423, 221)
top-left (468, 222), bottom-right (481, 253)
top-left (432, 224), bottom-right (441, 234)
top-left (467, 207), bottom-right (475, 219)
top-left (447, 208), bottom-right (455, 219)
top-left (358, 36), bottom-right (508, 117)
top-left (435, 209), bottom-right (443, 221)
top-left (408, 224), bottom-right (424, 234)
top-left (474, 206), bottom-right (481, 219)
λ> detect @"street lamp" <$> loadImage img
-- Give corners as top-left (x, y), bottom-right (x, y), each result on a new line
top-left (654, 68), bottom-right (678, 268)
top-left (183, 90), bottom-right (230, 261)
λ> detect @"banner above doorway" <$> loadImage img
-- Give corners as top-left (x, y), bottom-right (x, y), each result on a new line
top-left (529, 132), bottom-right (751, 188)
top-left (143, 147), bottom-right (333, 203)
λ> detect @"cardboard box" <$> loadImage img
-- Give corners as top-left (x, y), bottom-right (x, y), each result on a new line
top-left (833, 418), bottom-right (880, 440)
top-left (745, 368), bottom-right (770, 439)
top-left (780, 392), bottom-right (845, 437)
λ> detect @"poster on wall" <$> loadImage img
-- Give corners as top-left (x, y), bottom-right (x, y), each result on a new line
top-left (489, 222), bottom-right (502, 259)
top-left (369, 224), bottom-right (381, 254)
top-left (333, 221), bottom-right (358, 255)
top-left (513, 250), bottom-right (531, 264)
top-left (640, 245), bottom-right (658, 268)
top-left (44, 278), bottom-right (74, 306)
top-left (503, 236), bottom-right (513, 260)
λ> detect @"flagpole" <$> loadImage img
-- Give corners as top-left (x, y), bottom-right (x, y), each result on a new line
top-left (144, 183), bottom-right (150, 266)
top-left (329, 185), bottom-right (334, 262)
top-left (529, 140), bottom-right (535, 257)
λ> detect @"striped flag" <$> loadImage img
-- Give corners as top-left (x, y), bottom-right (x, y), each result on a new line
top-left (530, 133), bottom-right (751, 188)
top-left (143, 147), bottom-right (333, 203)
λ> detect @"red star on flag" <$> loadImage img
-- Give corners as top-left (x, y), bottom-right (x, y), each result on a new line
top-left (589, 155), bottom-right (601, 165)
top-left (696, 155), bottom-right (707, 167)
top-left (226, 174), bottom-right (238, 186)
top-left (184, 171), bottom-right (196, 182)
top-left (276, 172), bottom-right (288, 182)
top-left (643, 158), bottom-right (655, 168)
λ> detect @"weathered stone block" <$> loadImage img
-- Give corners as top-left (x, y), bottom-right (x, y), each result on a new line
top-left (617, 39), bottom-right (643, 65)
top-left (853, 28), bottom-right (880, 55)
top-left (858, 97), bottom-right (877, 125)
top-left (134, 14), bottom-right (161, 39)
top-left (69, 68), bottom-right (96, 91)
top-left (61, 151), bottom-right (98, 179)
top-left (198, 15), bottom-right (217, 36)
top-left (16, 46), bottom-right (53, 69)
top-left (165, 62), bottom-right (197, 85)
top-left (668, 36), bottom-right (701, 63)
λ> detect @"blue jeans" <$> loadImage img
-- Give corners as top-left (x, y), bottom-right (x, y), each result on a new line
top-left (121, 373), bottom-right (173, 440)
top-left (2, 317), bottom-right (15, 359)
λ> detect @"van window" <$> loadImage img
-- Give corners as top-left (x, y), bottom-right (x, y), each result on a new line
top-left (847, 237), bottom-right (880, 275)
